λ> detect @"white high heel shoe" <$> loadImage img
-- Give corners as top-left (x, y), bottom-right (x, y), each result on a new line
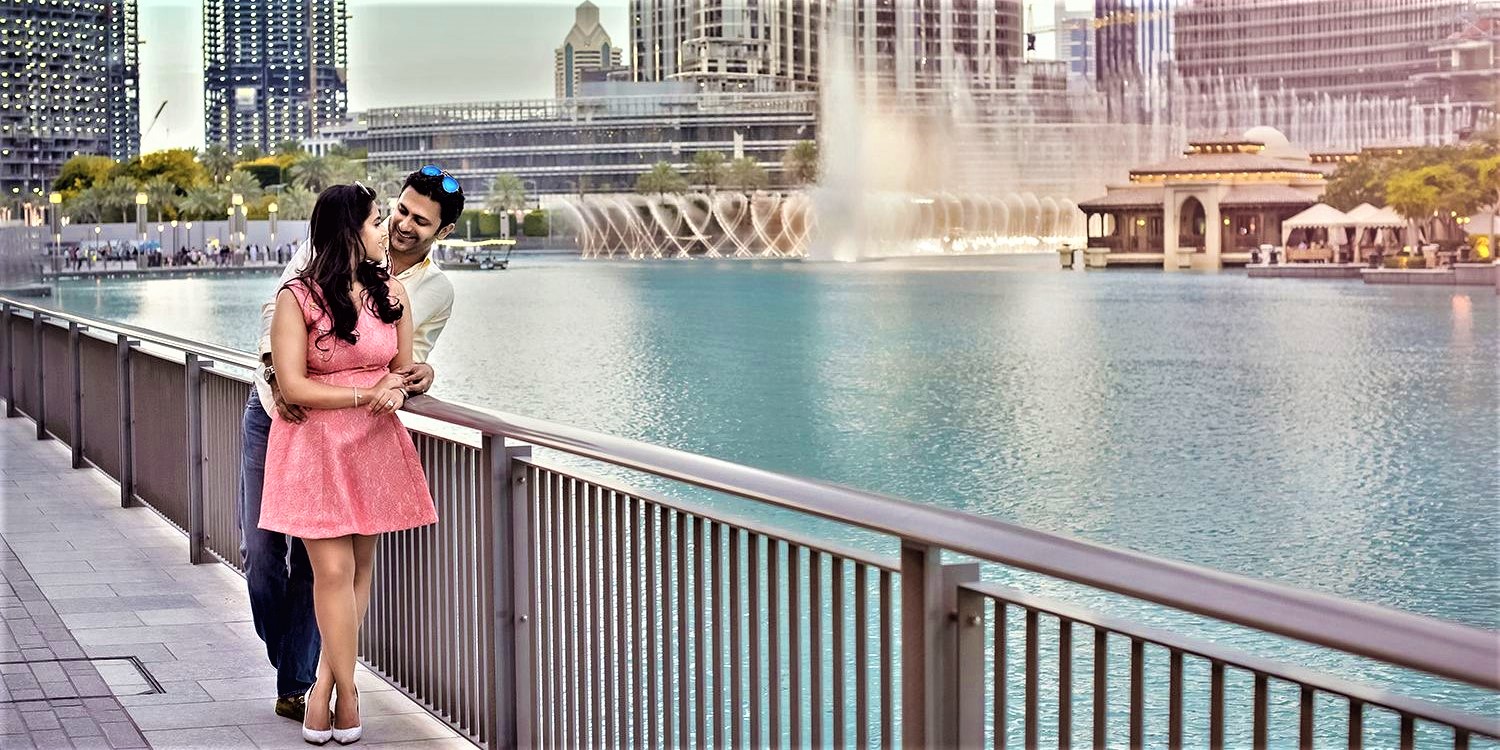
top-left (301, 685), bottom-right (333, 746)
top-left (332, 687), bottom-right (362, 745)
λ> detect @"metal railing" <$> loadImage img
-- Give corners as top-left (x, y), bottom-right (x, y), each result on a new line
top-left (2, 295), bottom-right (1496, 750)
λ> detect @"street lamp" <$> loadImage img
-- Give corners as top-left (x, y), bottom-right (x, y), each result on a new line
top-left (268, 202), bottom-right (278, 248)
top-left (48, 192), bottom-right (62, 270)
top-left (170, 219), bottom-right (179, 255)
top-left (135, 192), bottom-right (148, 240)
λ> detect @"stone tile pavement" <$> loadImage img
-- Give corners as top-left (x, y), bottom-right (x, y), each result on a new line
top-left (1, 415), bottom-right (470, 749)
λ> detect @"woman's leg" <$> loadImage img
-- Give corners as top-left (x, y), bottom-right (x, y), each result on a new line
top-left (304, 536), bottom-right (358, 730)
top-left (329, 534), bottom-right (379, 728)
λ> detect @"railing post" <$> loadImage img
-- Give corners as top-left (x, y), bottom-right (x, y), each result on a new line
top-left (901, 544), bottom-right (979, 748)
top-left (2, 302), bottom-right (13, 418)
top-left (482, 434), bottom-right (533, 750)
top-left (33, 310), bottom-right (45, 440)
top-left (0, 301), bottom-right (13, 420)
top-left (955, 575), bottom-right (988, 747)
top-left (117, 335), bottom-right (137, 508)
top-left (68, 322), bottom-right (84, 469)
top-left (185, 353), bottom-right (210, 564)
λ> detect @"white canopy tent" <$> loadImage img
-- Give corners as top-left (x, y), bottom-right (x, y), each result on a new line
top-left (1280, 203), bottom-right (1350, 246)
top-left (1343, 203), bottom-right (1407, 262)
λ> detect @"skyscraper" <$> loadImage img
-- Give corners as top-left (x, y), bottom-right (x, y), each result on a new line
top-left (556, 1), bottom-right (624, 98)
top-left (204, 0), bottom-right (348, 155)
top-left (1, 0), bottom-right (139, 202)
top-left (629, 0), bottom-right (1024, 94)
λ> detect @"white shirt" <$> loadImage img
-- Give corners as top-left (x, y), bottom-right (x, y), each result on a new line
top-left (254, 241), bottom-right (456, 416)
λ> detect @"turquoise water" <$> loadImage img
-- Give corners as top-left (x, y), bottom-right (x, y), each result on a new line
top-left (48, 255), bottom-right (1499, 742)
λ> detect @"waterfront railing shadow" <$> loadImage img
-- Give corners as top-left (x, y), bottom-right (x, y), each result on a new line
top-left (2, 295), bottom-right (1496, 749)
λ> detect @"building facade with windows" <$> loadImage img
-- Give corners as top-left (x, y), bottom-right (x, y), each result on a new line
top-left (1, 0), bottom-right (139, 203)
top-left (1174, 0), bottom-right (1474, 100)
top-left (203, 0), bottom-right (348, 154)
top-left (556, 1), bottom-right (624, 99)
top-left (629, 0), bottom-right (1025, 94)
top-left (364, 93), bottom-right (816, 197)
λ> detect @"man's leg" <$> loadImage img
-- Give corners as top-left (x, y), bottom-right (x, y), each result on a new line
top-left (238, 390), bottom-right (299, 698)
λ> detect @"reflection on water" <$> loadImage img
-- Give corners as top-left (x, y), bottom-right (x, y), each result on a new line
top-left (50, 255), bottom-right (1499, 731)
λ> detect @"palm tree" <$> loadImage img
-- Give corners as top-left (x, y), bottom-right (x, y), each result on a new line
top-left (291, 156), bottom-right (335, 192)
top-left (200, 145), bottom-right (235, 183)
top-left (485, 173), bottom-right (528, 214)
top-left (276, 186), bottom-right (317, 221)
top-left (144, 175), bottom-right (178, 221)
top-left (237, 144), bottom-right (263, 163)
top-left (726, 157), bottom-right (768, 194)
top-left (326, 156), bottom-right (366, 187)
top-left (368, 163), bottom-right (405, 205)
top-left (635, 162), bottom-right (687, 195)
top-left (96, 177), bottom-right (140, 223)
top-left (179, 186), bottom-right (222, 221)
top-left (65, 187), bottom-right (105, 224)
top-left (691, 151), bottom-right (726, 192)
top-left (782, 140), bottom-right (819, 186)
top-left (274, 140), bottom-right (306, 158)
top-left (222, 170), bottom-right (264, 204)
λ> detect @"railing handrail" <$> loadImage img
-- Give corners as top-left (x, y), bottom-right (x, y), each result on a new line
top-left (6, 294), bottom-right (1497, 693)
top-left (3, 297), bottom-right (259, 370)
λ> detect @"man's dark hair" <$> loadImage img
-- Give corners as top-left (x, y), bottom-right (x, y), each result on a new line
top-left (402, 169), bottom-right (465, 227)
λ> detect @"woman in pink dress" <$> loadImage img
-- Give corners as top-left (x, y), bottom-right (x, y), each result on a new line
top-left (259, 183), bottom-right (436, 745)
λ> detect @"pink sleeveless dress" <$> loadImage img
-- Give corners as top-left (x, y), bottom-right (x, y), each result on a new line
top-left (258, 280), bottom-right (437, 539)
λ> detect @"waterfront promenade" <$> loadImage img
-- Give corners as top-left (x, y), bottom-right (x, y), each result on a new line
top-left (0, 416), bottom-right (467, 749)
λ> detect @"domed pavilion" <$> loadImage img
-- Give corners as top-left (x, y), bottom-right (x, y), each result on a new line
top-left (1077, 127), bottom-right (1326, 270)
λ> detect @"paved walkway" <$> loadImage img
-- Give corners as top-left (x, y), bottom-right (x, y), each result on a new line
top-left (0, 416), bottom-right (469, 749)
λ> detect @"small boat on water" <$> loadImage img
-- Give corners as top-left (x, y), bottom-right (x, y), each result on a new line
top-left (436, 239), bottom-right (516, 271)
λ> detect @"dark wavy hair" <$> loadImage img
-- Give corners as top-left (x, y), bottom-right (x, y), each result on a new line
top-left (288, 183), bottom-right (403, 352)
top-left (402, 169), bottom-right (465, 227)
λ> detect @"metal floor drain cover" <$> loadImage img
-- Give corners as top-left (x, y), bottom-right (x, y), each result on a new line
top-left (0, 656), bottom-right (163, 703)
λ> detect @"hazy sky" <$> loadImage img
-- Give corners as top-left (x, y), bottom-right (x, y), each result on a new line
top-left (138, 0), bottom-right (1075, 153)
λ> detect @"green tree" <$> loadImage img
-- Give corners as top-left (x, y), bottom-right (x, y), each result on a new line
top-left (368, 163), bottom-right (406, 205)
top-left (222, 170), bottom-right (264, 204)
top-left (64, 187), bottom-right (106, 223)
top-left (200, 145), bottom-right (236, 183)
top-left (274, 140), bottom-right (306, 158)
top-left (144, 175), bottom-right (179, 222)
top-left (635, 161), bottom-right (687, 195)
top-left (326, 156), bottom-right (366, 187)
top-left (1471, 152), bottom-right (1500, 259)
top-left (236, 144), bottom-right (264, 163)
top-left (485, 173), bottom-right (528, 214)
top-left (1384, 164), bottom-right (1479, 245)
top-left (726, 157), bottom-right (769, 193)
top-left (691, 151), bottom-right (726, 192)
top-left (782, 140), bottom-right (819, 186)
top-left (96, 176), bottom-right (140, 223)
top-left (178, 186), bottom-right (222, 221)
top-left (52, 155), bottom-right (117, 194)
top-left (275, 186), bottom-right (317, 221)
top-left (290, 156), bottom-right (335, 192)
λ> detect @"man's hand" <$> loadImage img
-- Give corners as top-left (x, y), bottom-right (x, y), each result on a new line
top-left (268, 379), bottom-right (307, 423)
top-left (394, 363), bottom-right (435, 395)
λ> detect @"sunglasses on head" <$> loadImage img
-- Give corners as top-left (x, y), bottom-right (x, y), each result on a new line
top-left (420, 165), bottom-right (462, 194)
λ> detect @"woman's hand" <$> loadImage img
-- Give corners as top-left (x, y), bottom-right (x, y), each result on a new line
top-left (374, 372), bottom-right (404, 391)
top-left (368, 386), bottom-right (405, 416)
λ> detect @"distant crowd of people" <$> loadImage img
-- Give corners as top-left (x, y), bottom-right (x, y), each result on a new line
top-left (54, 242), bottom-right (305, 271)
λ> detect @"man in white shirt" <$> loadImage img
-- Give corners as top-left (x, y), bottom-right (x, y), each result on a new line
top-left (238, 166), bottom-right (464, 721)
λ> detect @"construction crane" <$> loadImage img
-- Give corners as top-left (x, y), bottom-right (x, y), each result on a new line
top-left (143, 101), bottom-right (168, 140)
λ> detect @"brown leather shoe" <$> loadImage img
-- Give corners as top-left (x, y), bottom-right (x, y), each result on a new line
top-left (275, 691), bottom-right (308, 722)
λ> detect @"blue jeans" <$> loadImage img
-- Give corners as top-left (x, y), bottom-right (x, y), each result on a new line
top-left (239, 389), bottom-right (320, 699)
